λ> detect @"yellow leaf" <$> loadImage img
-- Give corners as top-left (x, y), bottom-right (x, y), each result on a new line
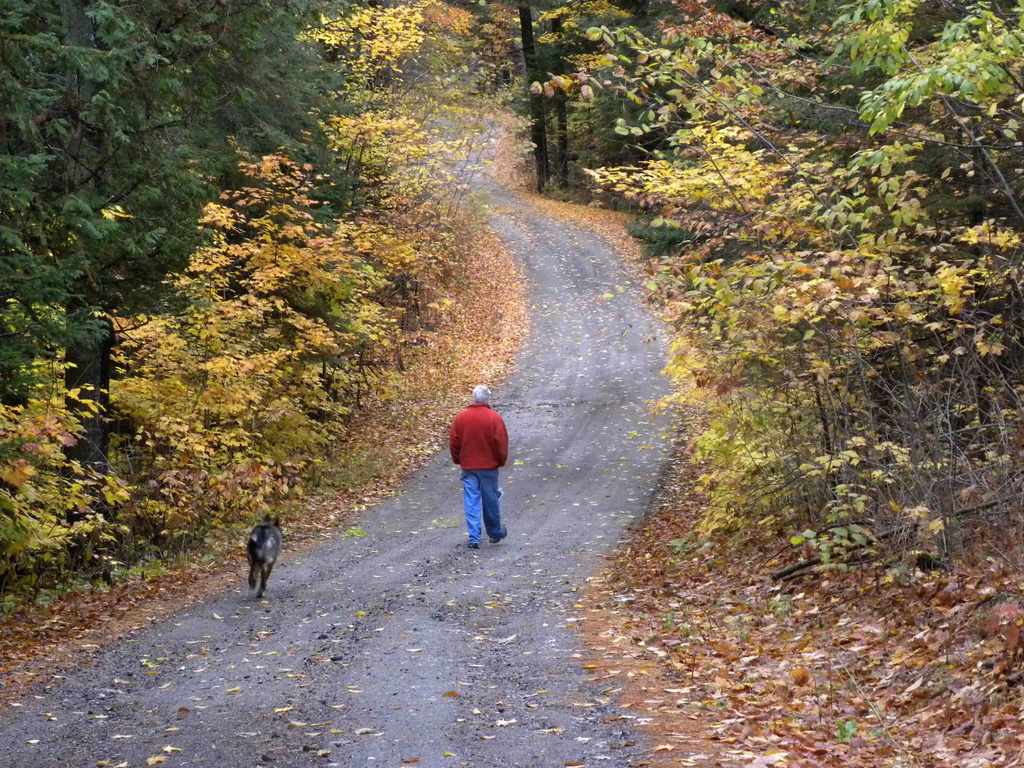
top-left (790, 667), bottom-right (813, 687)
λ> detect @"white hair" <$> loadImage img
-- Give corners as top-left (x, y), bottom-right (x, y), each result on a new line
top-left (472, 385), bottom-right (491, 403)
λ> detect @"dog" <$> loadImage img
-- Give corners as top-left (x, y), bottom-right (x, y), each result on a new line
top-left (247, 515), bottom-right (282, 598)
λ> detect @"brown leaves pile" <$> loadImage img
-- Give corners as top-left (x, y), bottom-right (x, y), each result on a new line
top-left (584, 448), bottom-right (1024, 768)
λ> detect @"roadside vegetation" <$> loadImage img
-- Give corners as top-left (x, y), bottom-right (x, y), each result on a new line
top-left (0, 1), bottom-right (523, 605)
top-left (518, 0), bottom-right (1024, 568)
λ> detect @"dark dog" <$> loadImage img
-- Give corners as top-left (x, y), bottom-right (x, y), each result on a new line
top-left (247, 515), bottom-right (282, 598)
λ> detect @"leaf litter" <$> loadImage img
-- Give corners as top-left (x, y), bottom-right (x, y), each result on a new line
top-left (583, 421), bottom-right (1024, 768)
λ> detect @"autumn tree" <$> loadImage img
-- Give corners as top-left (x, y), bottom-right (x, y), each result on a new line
top-left (0, 0), bottom-right (494, 593)
top-left (537, 0), bottom-right (632, 185)
top-left (539, 0), bottom-right (1024, 558)
top-left (0, 0), bottom-right (340, 477)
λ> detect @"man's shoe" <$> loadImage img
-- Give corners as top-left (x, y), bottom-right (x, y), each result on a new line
top-left (467, 541), bottom-right (480, 549)
top-left (489, 527), bottom-right (508, 544)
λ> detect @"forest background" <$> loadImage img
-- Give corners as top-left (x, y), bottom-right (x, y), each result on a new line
top-left (4, 0), bottom-right (1024, 688)
top-left (0, 0), bottom-right (529, 605)
top-left (519, 0), bottom-right (1024, 567)
top-left (3, 0), bottom-right (1024, 762)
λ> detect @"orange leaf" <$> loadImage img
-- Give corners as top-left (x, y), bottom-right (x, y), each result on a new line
top-left (791, 666), bottom-right (812, 687)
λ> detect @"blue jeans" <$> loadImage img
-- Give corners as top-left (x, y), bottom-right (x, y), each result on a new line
top-left (461, 469), bottom-right (503, 543)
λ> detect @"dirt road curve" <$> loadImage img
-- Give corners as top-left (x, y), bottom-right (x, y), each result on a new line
top-left (0, 153), bottom-right (672, 767)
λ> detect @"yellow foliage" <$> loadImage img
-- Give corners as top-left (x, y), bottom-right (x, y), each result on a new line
top-left (575, 14), bottom-right (1024, 544)
top-left (0, 386), bottom-right (128, 582)
top-left (313, 3), bottom-right (429, 83)
top-left (0, 0), bottom-right (498, 592)
top-left (114, 159), bottom-right (396, 522)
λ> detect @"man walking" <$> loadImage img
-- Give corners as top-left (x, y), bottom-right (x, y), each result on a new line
top-left (449, 385), bottom-right (509, 549)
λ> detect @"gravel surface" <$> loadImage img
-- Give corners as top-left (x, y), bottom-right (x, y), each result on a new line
top-left (0, 162), bottom-right (672, 768)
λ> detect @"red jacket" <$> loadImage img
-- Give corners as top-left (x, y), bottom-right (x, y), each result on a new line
top-left (449, 403), bottom-right (508, 470)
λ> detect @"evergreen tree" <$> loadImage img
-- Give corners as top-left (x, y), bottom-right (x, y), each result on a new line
top-left (0, 0), bottom-right (337, 474)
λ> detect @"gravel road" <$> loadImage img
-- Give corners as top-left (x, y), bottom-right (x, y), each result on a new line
top-left (0, 160), bottom-right (672, 768)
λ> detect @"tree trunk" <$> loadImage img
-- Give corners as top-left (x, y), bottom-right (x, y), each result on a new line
top-left (555, 94), bottom-right (569, 186)
top-left (551, 16), bottom-right (569, 187)
top-left (62, 0), bottom-right (93, 48)
top-left (61, 1), bottom-right (113, 495)
top-left (518, 4), bottom-right (549, 192)
top-left (64, 316), bottom-right (114, 478)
